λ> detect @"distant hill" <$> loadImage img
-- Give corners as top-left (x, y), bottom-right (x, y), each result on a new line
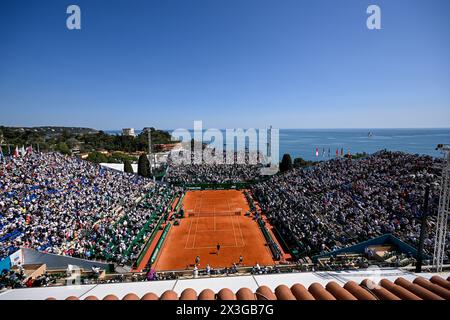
top-left (0, 125), bottom-right (174, 156)
top-left (1, 126), bottom-right (99, 136)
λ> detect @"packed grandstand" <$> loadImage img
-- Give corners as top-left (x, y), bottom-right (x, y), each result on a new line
top-left (1, 150), bottom-right (449, 296)
top-left (251, 151), bottom-right (445, 258)
top-left (165, 150), bottom-right (264, 184)
top-left (0, 152), bottom-right (182, 264)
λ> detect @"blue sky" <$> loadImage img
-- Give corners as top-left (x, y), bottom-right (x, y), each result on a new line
top-left (0, 0), bottom-right (449, 130)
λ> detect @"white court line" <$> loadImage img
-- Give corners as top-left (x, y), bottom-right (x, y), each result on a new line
top-left (188, 244), bottom-right (245, 249)
top-left (184, 219), bottom-right (194, 249)
top-left (234, 215), bottom-right (245, 247)
top-left (227, 199), bottom-right (239, 247)
top-left (231, 217), bottom-right (239, 247)
top-left (192, 216), bottom-right (200, 249)
top-left (195, 229), bottom-right (234, 233)
top-left (185, 195), bottom-right (200, 250)
top-left (184, 191), bottom-right (248, 250)
top-left (190, 193), bottom-right (204, 249)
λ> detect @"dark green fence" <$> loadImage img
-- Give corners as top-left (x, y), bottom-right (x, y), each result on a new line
top-left (170, 176), bottom-right (271, 190)
top-left (244, 191), bottom-right (256, 212)
top-left (174, 193), bottom-right (185, 212)
top-left (149, 222), bottom-right (172, 266)
top-left (257, 218), bottom-right (281, 261)
top-left (133, 217), bottom-right (165, 268)
top-left (133, 195), bottom-right (176, 267)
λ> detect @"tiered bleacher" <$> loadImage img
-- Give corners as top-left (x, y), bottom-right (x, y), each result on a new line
top-left (0, 152), bottom-right (180, 265)
top-left (251, 151), bottom-right (446, 260)
top-left (166, 150), bottom-right (264, 184)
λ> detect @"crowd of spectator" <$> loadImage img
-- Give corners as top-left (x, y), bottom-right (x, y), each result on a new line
top-left (166, 150), bottom-right (264, 184)
top-left (1, 149), bottom-right (447, 276)
top-left (251, 151), bottom-right (446, 259)
top-left (0, 269), bottom-right (25, 290)
top-left (0, 152), bottom-right (179, 265)
top-left (166, 164), bottom-right (263, 184)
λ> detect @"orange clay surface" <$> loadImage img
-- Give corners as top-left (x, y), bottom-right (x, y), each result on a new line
top-left (153, 190), bottom-right (275, 271)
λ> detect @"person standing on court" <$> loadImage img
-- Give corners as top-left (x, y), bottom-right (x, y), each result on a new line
top-left (195, 255), bottom-right (200, 266)
top-left (216, 243), bottom-right (221, 255)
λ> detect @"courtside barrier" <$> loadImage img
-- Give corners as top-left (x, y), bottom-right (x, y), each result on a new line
top-left (125, 192), bottom-right (174, 256)
top-left (149, 222), bottom-right (171, 266)
top-left (272, 226), bottom-right (299, 259)
top-left (133, 194), bottom-right (177, 268)
top-left (244, 191), bottom-right (256, 212)
top-left (101, 189), bottom-right (174, 263)
top-left (257, 218), bottom-right (282, 261)
top-left (171, 177), bottom-right (272, 190)
top-left (174, 192), bottom-right (185, 212)
top-left (133, 212), bottom-right (166, 268)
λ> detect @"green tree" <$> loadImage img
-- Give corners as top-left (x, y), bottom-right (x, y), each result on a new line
top-left (61, 129), bottom-right (72, 141)
top-left (66, 138), bottom-right (80, 149)
top-left (293, 157), bottom-right (317, 168)
top-left (110, 152), bottom-right (137, 163)
top-left (280, 154), bottom-right (293, 173)
top-left (56, 142), bottom-right (71, 155)
top-left (124, 159), bottom-right (134, 174)
top-left (137, 154), bottom-right (150, 178)
top-left (87, 151), bottom-right (108, 163)
top-left (352, 152), bottom-right (368, 159)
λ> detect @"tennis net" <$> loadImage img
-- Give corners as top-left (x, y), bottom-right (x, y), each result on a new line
top-left (187, 210), bottom-right (242, 217)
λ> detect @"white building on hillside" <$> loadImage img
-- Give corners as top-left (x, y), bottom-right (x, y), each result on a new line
top-left (122, 128), bottom-right (136, 137)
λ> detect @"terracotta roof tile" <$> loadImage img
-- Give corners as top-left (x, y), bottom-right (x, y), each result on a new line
top-left (308, 283), bottom-right (336, 300)
top-left (343, 281), bottom-right (377, 300)
top-left (42, 277), bottom-right (450, 301)
top-left (379, 279), bottom-right (422, 300)
top-left (255, 285), bottom-right (277, 300)
top-left (394, 277), bottom-right (444, 300)
top-left (236, 287), bottom-right (256, 300)
top-left (413, 277), bottom-right (450, 299)
top-left (140, 292), bottom-right (159, 301)
top-left (326, 281), bottom-right (357, 300)
top-left (430, 276), bottom-right (450, 290)
top-left (217, 288), bottom-right (236, 300)
top-left (360, 279), bottom-right (400, 300)
top-left (274, 285), bottom-right (296, 300)
top-left (65, 296), bottom-right (79, 301)
top-left (160, 290), bottom-right (178, 300)
top-left (198, 289), bottom-right (215, 300)
top-left (180, 288), bottom-right (197, 300)
top-left (290, 283), bottom-right (315, 300)
top-left (122, 293), bottom-right (140, 301)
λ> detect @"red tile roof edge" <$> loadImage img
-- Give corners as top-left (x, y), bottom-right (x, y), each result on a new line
top-left (43, 276), bottom-right (450, 301)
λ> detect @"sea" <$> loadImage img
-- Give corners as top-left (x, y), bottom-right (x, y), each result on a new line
top-left (106, 128), bottom-right (450, 161)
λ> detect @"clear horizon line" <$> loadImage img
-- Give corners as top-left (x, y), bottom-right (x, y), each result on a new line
top-left (2, 124), bottom-right (450, 131)
top-left (101, 127), bottom-right (450, 131)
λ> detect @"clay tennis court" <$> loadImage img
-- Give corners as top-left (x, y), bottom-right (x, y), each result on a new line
top-left (153, 190), bottom-right (275, 271)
